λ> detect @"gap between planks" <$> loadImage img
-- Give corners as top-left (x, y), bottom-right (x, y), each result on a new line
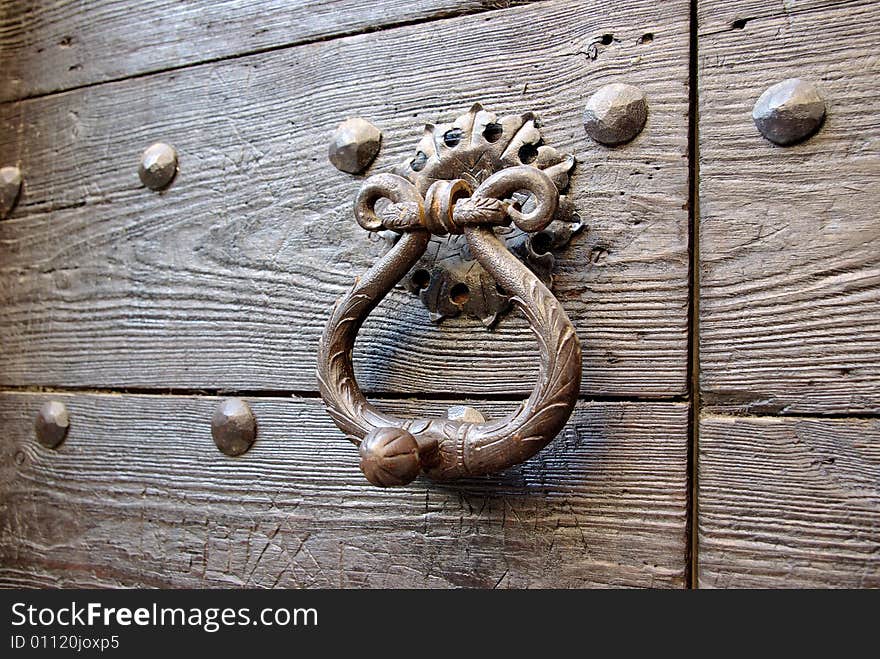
top-left (686, 0), bottom-right (701, 590)
top-left (0, 1), bottom-right (546, 107)
top-left (700, 408), bottom-right (880, 422)
top-left (0, 384), bottom-right (690, 404)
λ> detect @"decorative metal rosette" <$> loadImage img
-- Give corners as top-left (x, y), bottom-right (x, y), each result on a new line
top-left (378, 103), bottom-right (583, 326)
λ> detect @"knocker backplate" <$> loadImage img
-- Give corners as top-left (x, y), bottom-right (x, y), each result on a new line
top-left (379, 103), bottom-right (583, 327)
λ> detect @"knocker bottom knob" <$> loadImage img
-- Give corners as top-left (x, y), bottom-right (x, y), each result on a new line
top-left (359, 426), bottom-right (440, 487)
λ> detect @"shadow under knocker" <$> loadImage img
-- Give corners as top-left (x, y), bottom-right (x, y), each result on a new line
top-left (317, 107), bottom-right (582, 487)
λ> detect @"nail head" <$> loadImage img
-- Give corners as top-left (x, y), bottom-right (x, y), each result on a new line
top-left (35, 400), bottom-right (70, 449)
top-left (211, 398), bottom-right (256, 456)
top-left (328, 118), bottom-right (382, 174)
top-left (583, 83), bottom-right (648, 146)
top-left (139, 142), bottom-right (178, 190)
top-left (752, 78), bottom-right (826, 146)
top-left (0, 165), bottom-right (22, 219)
top-left (447, 405), bottom-right (485, 424)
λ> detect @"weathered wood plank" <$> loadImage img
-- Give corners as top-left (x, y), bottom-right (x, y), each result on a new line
top-left (697, 0), bottom-right (865, 35)
top-left (698, 0), bottom-right (880, 414)
top-left (0, 392), bottom-right (688, 587)
top-left (699, 414), bottom-right (880, 588)
top-left (0, 0), bottom-right (532, 102)
top-left (0, 0), bottom-right (690, 396)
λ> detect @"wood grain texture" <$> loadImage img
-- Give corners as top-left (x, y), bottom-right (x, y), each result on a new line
top-left (0, 392), bottom-right (688, 588)
top-left (697, 0), bottom-right (864, 35)
top-left (698, 0), bottom-right (880, 414)
top-left (0, 0), bottom-right (532, 103)
top-left (699, 414), bottom-right (880, 588)
top-left (0, 0), bottom-right (690, 397)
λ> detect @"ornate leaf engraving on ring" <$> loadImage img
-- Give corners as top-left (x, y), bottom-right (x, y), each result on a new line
top-left (317, 104), bottom-right (583, 487)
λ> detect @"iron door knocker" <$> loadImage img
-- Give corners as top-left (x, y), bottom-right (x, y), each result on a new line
top-left (317, 104), bottom-right (582, 487)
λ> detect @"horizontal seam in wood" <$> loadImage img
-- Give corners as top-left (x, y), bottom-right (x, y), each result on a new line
top-left (700, 408), bottom-right (880, 422)
top-left (0, 1), bottom-right (548, 107)
top-left (0, 384), bottom-right (688, 404)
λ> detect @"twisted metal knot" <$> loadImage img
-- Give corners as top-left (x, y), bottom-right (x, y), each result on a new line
top-left (354, 165), bottom-right (558, 236)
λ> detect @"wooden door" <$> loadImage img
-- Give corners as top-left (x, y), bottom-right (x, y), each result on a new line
top-left (697, 0), bottom-right (880, 587)
top-left (0, 0), bottom-right (875, 588)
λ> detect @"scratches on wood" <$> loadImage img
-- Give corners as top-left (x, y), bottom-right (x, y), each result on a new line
top-left (698, 414), bottom-right (880, 588)
top-left (0, 0), bottom-right (535, 103)
top-left (0, 392), bottom-right (688, 588)
top-left (0, 0), bottom-right (691, 397)
top-left (698, 0), bottom-right (880, 414)
top-left (697, 0), bottom-right (880, 589)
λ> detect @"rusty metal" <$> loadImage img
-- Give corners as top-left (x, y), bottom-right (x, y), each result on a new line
top-left (389, 195), bottom-right (582, 325)
top-left (138, 142), bottom-right (178, 190)
top-left (211, 398), bottom-right (257, 456)
top-left (0, 165), bottom-right (22, 219)
top-left (359, 426), bottom-right (437, 487)
top-left (379, 104), bottom-right (582, 325)
top-left (583, 83), bottom-right (648, 146)
top-left (752, 78), bottom-right (825, 146)
top-left (328, 117), bottom-right (382, 174)
top-left (317, 103), bottom-right (582, 487)
top-left (35, 400), bottom-right (70, 449)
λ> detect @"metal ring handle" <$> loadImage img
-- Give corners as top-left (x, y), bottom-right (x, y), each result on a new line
top-left (317, 167), bottom-right (581, 486)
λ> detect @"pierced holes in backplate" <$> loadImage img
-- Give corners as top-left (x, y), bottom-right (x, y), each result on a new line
top-left (411, 269), bottom-right (431, 289)
top-left (449, 282), bottom-right (470, 305)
